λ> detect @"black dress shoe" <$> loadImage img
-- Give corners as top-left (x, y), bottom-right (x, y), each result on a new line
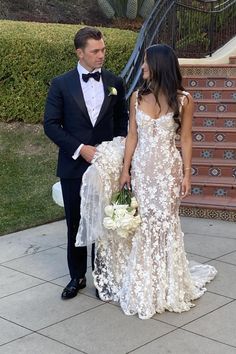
top-left (61, 277), bottom-right (86, 300)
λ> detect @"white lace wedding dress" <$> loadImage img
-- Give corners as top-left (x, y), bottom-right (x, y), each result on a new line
top-left (89, 92), bottom-right (217, 319)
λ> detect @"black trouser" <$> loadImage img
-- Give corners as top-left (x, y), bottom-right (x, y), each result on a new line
top-left (60, 178), bottom-right (95, 280)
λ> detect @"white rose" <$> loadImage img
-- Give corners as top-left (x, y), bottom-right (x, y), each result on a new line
top-left (116, 228), bottom-right (128, 238)
top-left (119, 213), bottom-right (134, 229)
top-left (103, 217), bottom-right (116, 230)
top-left (128, 208), bottom-right (136, 216)
top-left (132, 215), bottom-right (141, 229)
top-left (114, 204), bottom-right (128, 210)
top-left (114, 207), bottom-right (127, 218)
top-left (130, 197), bottom-right (138, 209)
top-left (104, 205), bottom-right (114, 217)
top-left (114, 218), bottom-right (122, 228)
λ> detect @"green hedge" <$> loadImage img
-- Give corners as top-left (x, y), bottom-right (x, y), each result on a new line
top-left (0, 20), bottom-right (137, 123)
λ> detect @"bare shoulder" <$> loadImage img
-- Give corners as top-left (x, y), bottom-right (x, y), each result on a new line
top-left (130, 91), bottom-right (138, 105)
top-left (131, 90), bottom-right (138, 98)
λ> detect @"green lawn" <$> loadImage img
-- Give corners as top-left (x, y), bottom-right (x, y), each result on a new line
top-left (0, 122), bottom-right (64, 235)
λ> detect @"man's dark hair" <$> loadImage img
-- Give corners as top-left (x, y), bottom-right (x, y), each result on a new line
top-left (74, 27), bottom-right (103, 49)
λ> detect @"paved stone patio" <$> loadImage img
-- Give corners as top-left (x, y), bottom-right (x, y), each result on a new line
top-left (0, 217), bottom-right (236, 354)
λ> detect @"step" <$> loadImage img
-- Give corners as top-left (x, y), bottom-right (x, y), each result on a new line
top-left (181, 194), bottom-right (236, 210)
top-left (187, 177), bottom-right (236, 201)
top-left (181, 65), bottom-right (236, 78)
top-left (191, 175), bottom-right (235, 186)
top-left (229, 56), bottom-right (236, 65)
top-left (194, 100), bottom-right (236, 113)
top-left (182, 76), bottom-right (236, 88)
top-left (182, 176), bottom-right (236, 208)
top-left (182, 64), bottom-right (236, 69)
top-left (186, 88), bottom-right (236, 100)
top-left (177, 140), bottom-right (236, 148)
top-left (191, 163), bottom-right (236, 179)
top-left (192, 127), bottom-right (236, 143)
top-left (193, 112), bottom-right (236, 128)
top-left (192, 148), bottom-right (236, 160)
top-left (189, 142), bottom-right (236, 160)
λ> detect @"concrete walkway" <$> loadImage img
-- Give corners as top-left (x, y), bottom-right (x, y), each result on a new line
top-left (0, 217), bottom-right (235, 354)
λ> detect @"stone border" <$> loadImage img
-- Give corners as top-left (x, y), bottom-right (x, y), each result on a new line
top-left (180, 206), bottom-right (236, 222)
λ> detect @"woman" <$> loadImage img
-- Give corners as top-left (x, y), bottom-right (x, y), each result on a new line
top-left (93, 44), bottom-right (217, 319)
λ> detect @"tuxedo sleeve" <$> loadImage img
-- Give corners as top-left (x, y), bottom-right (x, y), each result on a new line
top-left (113, 77), bottom-right (128, 137)
top-left (44, 77), bottom-right (82, 157)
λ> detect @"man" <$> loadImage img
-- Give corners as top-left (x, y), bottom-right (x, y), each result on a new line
top-left (44, 27), bottom-right (128, 299)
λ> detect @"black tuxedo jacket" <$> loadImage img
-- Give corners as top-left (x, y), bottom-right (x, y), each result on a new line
top-left (44, 67), bottom-right (128, 178)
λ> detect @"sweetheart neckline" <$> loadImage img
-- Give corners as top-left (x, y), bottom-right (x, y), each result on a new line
top-left (136, 108), bottom-right (174, 121)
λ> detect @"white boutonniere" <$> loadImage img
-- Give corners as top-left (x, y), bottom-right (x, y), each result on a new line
top-left (108, 86), bottom-right (117, 96)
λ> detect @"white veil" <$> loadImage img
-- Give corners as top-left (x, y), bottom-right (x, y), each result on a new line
top-left (75, 136), bottom-right (125, 246)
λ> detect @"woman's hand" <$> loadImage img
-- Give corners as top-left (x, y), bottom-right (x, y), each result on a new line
top-left (181, 175), bottom-right (191, 199)
top-left (119, 170), bottom-right (131, 190)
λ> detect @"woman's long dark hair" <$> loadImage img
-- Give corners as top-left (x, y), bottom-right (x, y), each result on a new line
top-left (138, 44), bottom-right (186, 132)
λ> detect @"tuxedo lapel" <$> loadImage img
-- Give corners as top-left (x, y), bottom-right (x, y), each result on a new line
top-left (94, 69), bottom-right (113, 127)
top-left (67, 68), bottom-right (91, 123)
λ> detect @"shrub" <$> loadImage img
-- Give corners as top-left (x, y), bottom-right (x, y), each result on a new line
top-left (0, 20), bottom-right (137, 123)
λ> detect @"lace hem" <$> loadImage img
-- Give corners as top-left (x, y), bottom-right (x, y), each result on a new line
top-left (94, 260), bottom-right (217, 320)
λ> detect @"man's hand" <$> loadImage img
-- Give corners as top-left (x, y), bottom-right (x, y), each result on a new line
top-left (80, 145), bottom-right (96, 163)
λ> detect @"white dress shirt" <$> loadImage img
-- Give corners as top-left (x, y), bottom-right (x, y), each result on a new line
top-left (72, 62), bottom-right (104, 160)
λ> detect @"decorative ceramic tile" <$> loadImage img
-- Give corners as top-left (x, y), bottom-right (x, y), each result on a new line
top-left (212, 92), bottom-right (222, 100)
top-left (180, 206), bottom-right (236, 222)
top-left (217, 104), bottom-right (227, 113)
top-left (215, 188), bottom-right (227, 197)
top-left (194, 133), bottom-right (205, 142)
top-left (209, 167), bottom-right (221, 177)
top-left (224, 150), bottom-right (235, 159)
top-left (191, 187), bottom-right (203, 195)
top-left (231, 92), bottom-right (236, 100)
top-left (193, 91), bottom-right (203, 99)
top-left (204, 119), bottom-right (215, 127)
top-left (189, 79), bottom-right (198, 87)
top-left (215, 133), bottom-right (225, 142)
top-left (181, 67), bottom-right (236, 77)
top-left (207, 80), bottom-right (216, 87)
top-left (191, 166), bottom-right (198, 176)
top-left (201, 150), bottom-right (213, 158)
top-left (198, 104), bottom-right (207, 112)
top-left (224, 120), bottom-right (235, 128)
top-left (224, 80), bottom-right (234, 88)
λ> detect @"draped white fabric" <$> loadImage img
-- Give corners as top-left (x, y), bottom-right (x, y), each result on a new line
top-left (75, 136), bottom-right (125, 246)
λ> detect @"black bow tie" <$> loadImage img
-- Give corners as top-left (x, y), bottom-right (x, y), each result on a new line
top-left (82, 71), bottom-right (101, 83)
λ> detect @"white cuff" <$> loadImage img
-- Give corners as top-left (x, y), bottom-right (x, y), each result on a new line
top-left (72, 144), bottom-right (84, 160)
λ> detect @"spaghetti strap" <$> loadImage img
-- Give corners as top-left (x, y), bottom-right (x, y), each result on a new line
top-left (134, 90), bottom-right (138, 110)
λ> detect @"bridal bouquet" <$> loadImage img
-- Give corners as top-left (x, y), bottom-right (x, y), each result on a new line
top-left (103, 188), bottom-right (141, 238)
